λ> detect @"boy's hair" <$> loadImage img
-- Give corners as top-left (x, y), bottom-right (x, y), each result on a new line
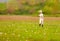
top-left (38, 10), bottom-right (42, 13)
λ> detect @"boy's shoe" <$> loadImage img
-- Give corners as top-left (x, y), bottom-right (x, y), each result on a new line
top-left (39, 24), bottom-right (41, 26)
top-left (42, 25), bottom-right (43, 27)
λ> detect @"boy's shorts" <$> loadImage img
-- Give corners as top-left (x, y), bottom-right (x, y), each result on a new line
top-left (39, 19), bottom-right (43, 24)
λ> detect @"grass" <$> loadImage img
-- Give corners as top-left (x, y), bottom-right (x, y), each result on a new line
top-left (0, 20), bottom-right (60, 41)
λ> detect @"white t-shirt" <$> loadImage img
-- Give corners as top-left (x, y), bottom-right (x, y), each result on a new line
top-left (39, 13), bottom-right (44, 19)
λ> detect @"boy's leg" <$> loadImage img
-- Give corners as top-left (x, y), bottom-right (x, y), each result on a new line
top-left (39, 19), bottom-right (41, 26)
top-left (39, 24), bottom-right (41, 26)
top-left (42, 24), bottom-right (43, 27)
top-left (41, 19), bottom-right (43, 27)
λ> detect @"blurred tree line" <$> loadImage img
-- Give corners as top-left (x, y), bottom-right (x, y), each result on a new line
top-left (0, 0), bottom-right (60, 16)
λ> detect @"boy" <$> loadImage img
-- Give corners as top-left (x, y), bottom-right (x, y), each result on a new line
top-left (39, 10), bottom-right (44, 27)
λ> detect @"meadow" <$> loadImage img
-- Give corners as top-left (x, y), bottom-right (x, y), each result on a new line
top-left (0, 16), bottom-right (60, 41)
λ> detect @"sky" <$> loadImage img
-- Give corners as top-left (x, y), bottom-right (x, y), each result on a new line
top-left (0, 0), bottom-right (7, 2)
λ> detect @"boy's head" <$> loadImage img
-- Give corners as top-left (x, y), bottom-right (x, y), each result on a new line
top-left (38, 10), bottom-right (42, 13)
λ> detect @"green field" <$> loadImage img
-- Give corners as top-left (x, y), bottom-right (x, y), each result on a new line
top-left (0, 20), bottom-right (60, 41)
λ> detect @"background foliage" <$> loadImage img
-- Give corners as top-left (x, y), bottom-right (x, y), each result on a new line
top-left (0, 0), bottom-right (60, 16)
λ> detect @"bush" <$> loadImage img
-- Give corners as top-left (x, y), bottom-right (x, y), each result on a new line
top-left (0, 9), bottom-right (7, 15)
top-left (12, 9), bottom-right (29, 15)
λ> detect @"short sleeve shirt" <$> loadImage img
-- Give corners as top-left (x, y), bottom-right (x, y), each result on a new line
top-left (39, 13), bottom-right (44, 19)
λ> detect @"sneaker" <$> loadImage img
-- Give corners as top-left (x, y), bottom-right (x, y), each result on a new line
top-left (39, 24), bottom-right (41, 26)
top-left (42, 25), bottom-right (43, 27)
